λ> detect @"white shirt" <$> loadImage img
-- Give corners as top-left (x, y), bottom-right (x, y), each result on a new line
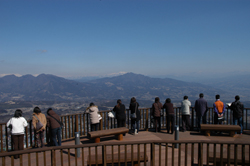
top-left (7, 117), bottom-right (28, 135)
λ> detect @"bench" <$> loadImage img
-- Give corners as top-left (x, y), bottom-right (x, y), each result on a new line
top-left (87, 152), bottom-right (148, 166)
top-left (87, 127), bottom-right (129, 143)
top-left (200, 124), bottom-right (241, 137)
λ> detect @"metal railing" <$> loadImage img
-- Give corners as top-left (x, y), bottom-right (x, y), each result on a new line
top-left (0, 140), bottom-right (249, 166)
top-left (1, 107), bottom-right (250, 152)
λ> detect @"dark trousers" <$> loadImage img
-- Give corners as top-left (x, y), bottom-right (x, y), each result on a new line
top-left (167, 114), bottom-right (175, 133)
top-left (117, 119), bottom-right (126, 128)
top-left (154, 117), bottom-right (161, 132)
top-left (196, 114), bottom-right (206, 130)
top-left (91, 123), bottom-right (99, 131)
top-left (214, 113), bottom-right (223, 124)
top-left (12, 134), bottom-right (24, 159)
top-left (51, 127), bottom-right (62, 146)
top-left (182, 115), bottom-right (191, 131)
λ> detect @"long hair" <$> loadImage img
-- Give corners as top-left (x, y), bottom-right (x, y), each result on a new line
top-left (14, 109), bottom-right (22, 118)
top-left (130, 97), bottom-right (136, 104)
top-left (117, 99), bottom-right (122, 108)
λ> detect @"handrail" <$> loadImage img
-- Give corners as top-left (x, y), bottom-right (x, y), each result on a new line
top-left (1, 107), bottom-right (250, 152)
top-left (1, 139), bottom-right (249, 166)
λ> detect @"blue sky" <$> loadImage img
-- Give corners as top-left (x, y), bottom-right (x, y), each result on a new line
top-left (1, 0), bottom-right (249, 79)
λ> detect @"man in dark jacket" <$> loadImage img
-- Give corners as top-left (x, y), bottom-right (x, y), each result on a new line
top-left (151, 97), bottom-right (163, 132)
top-left (229, 95), bottom-right (244, 134)
top-left (195, 93), bottom-right (208, 132)
top-left (47, 108), bottom-right (62, 146)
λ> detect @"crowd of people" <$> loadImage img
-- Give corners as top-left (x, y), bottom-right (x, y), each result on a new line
top-left (6, 94), bottom-right (244, 158)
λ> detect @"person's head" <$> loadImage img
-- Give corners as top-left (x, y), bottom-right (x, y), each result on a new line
top-left (33, 107), bottom-right (41, 114)
top-left (184, 96), bottom-right (188, 100)
top-left (235, 95), bottom-right (240, 101)
top-left (215, 94), bottom-right (220, 100)
top-left (117, 99), bottom-right (122, 105)
top-left (165, 98), bottom-right (171, 103)
top-left (89, 102), bottom-right (95, 107)
top-left (199, 93), bottom-right (204, 98)
top-left (14, 109), bottom-right (22, 118)
top-left (131, 97), bottom-right (136, 103)
top-left (155, 97), bottom-right (160, 103)
top-left (47, 108), bottom-right (53, 115)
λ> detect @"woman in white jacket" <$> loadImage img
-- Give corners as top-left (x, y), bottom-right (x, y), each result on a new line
top-left (85, 103), bottom-right (100, 131)
top-left (7, 109), bottom-right (28, 159)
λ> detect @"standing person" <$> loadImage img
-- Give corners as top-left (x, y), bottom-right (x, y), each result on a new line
top-left (7, 109), bottom-right (28, 159)
top-left (32, 107), bottom-right (47, 148)
top-left (229, 95), bottom-right (244, 135)
top-left (195, 93), bottom-right (208, 132)
top-left (46, 108), bottom-right (62, 146)
top-left (85, 103), bottom-right (100, 131)
top-left (151, 97), bottom-right (163, 133)
top-left (181, 96), bottom-right (191, 132)
top-left (163, 98), bottom-right (175, 134)
top-left (129, 97), bottom-right (141, 135)
top-left (213, 94), bottom-right (226, 125)
top-left (113, 99), bottom-right (126, 128)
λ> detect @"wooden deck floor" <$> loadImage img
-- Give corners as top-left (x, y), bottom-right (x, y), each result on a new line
top-left (2, 129), bottom-right (250, 166)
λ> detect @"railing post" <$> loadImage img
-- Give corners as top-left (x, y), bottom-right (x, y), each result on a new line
top-left (102, 145), bottom-right (107, 166)
top-left (75, 115), bottom-right (79, 133)
top-left (29, 121), bottom-right (33, 148)
top-left (146, 109), bottom-right (149, 131)
top-left (100, 112), bottom-right (103, 130)
top-left (51, 149), bottom-right (55, 166)
top-left (191, 108), bottom-right (194, 131)
top-left (150, 142), bottom-right (155, 166)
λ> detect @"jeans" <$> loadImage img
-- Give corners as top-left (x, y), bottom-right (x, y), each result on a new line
top-left (51, 127), bottom-right (62, 146)
top-left (131, 120), bottom-right (140, 133)
top-left (233, 117), bottom-right (243, 134)
top-left (91, 123), bottom-right (99, 131)
top-left (154, 117), bottom-right (161, 132)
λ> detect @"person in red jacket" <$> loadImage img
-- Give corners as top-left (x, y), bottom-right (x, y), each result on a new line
top-left (213, 94), bottom-right (226, 125)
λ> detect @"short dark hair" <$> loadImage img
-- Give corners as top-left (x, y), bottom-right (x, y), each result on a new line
top-left (47, 108), bottom-right (53, 115)
top-left (155, 97), bottom-right (160, 102)
top-left (235, 95), bottom-right (240, 101)
top-left (89, 102), bottom-right (95, 106)
top-left (165, 98), bottom-right (171, 103)
top-left (216, 94), bottom-right (220, 100)
top-left (184, 96), bottom-right (188, 100)
top-left (14, 109), bottom-right (22, 118)
top-left (33, 107), bottom-right (41, 114)
top-left (117, 99), bottom-right (122, 104)
top-left (199, 93), bottom-right (204, 98)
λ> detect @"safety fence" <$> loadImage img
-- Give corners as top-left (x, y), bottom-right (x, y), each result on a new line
top-left (0, 140), bottom-right (249, 166)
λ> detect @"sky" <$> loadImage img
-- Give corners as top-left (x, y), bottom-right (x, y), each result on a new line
top-left (1, 0), bottom-right (250, 79)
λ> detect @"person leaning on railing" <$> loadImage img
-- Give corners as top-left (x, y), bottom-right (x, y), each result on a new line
top-left (129, 97), bottom-right (141, 135)
top-left (46, 108), bottom-right (62, 146)
top-left (32, 107), bottom-right (47, 148)
top-left (151, 97), bottom-right (163, 133)
top-left (113, 99), bottom-right (126, 129)
top-left (84, 103), bottom-right (100, 131)
top-left (228, 95), bottom-right (244, 135)
top-left (163, 98), bottom-right (175, 134)
top-left (6, 109), bottom-right (28, 159)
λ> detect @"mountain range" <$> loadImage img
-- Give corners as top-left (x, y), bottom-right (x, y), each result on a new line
top-left (0, 73), bottom-right (248, 103)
